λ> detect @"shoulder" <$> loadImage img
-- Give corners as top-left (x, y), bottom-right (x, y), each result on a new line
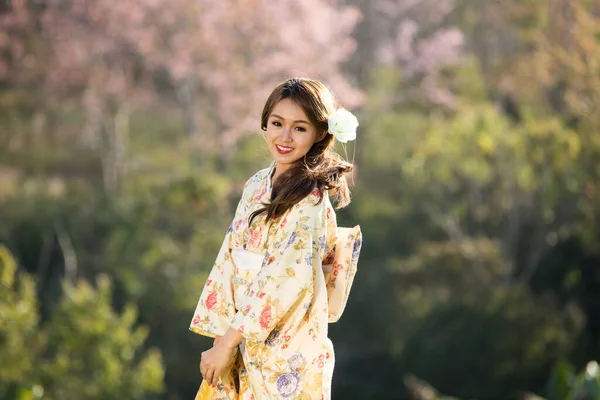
top-left (239, 165), bottom-right (272, 201)
top-left (244, 166), bottom-right (270, 189)
top-left (284, 190), bottom-right (329, 229)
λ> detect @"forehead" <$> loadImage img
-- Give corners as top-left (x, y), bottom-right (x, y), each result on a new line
top-left (270, 98), bottom-right (309, 122)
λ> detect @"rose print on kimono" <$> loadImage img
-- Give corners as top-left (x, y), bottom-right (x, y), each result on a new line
top-left (205, 291), bottom-right (218, 311)
top-left (276, 372), bottom-right (301, 398)
top-left (259, 304), bottom-right (272, 329)
top-left (287, 354), bottom-right (307, 371)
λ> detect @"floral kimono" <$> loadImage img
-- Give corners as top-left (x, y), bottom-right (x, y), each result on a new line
top-left (190, 163), bottom-right (362, 400)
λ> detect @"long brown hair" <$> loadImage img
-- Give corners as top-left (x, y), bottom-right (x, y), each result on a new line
top-left (250, 78), bottom-right (354, 224)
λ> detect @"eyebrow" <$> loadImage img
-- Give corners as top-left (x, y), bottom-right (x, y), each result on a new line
top-left (270, 114), bottom-right (310, 125)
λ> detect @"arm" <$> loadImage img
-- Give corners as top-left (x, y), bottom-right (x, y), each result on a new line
top-left (326, 225), bottom-right (362, 322)
top-left (189, 179), bottom-right (251, 338)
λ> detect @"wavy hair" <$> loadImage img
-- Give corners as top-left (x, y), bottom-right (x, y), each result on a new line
top-left (250, 78), bottom-right (354, 224)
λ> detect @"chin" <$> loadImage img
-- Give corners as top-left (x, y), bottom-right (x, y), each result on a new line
top-left (273, 153), bottom-right (301, 166)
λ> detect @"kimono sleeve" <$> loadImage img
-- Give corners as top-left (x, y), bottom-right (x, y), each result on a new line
top-left (189, 229), bottom-right (237, 338)
top-left (326, 225), bottom-right (362, 323)
top-left (189, 181), bottom-right (251, 338)
top-left (230, 201), bottom-right (322, 343)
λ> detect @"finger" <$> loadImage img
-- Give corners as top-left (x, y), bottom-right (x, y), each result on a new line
top-left (211, 370), bottom-right (219, 386)
top-left (199, 352), bottom-right (206, 373)
top-left (212, 368), bottom-right (222, 386)
top-left (206, 368), bottom-right (215, 386)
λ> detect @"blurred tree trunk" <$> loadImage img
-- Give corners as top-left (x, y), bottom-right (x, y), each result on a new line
top-left (98, 104), bottom-right (129, 191)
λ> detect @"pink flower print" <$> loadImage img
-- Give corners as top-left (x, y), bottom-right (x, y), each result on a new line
top-left (254, 187), bottom-right (267, 202)
top-left (192, 314), bottom-right (200, 325)
top-left (248, 226), bottom-right (262, 248)
top-left (259, 305), bottom-right (272, 330)
top-left (206, 279), bottom-right (212, 287)
top-left (234, 219), bottom-right (245, 231)
top-left (333, 261), bottom-right (344, 277)
top-left (205, 292), bottom-right (218, 311)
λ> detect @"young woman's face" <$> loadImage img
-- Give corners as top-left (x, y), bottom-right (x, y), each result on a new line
top-left (266, 98), bottom-right (319, 174)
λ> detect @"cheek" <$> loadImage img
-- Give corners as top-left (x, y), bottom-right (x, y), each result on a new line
top-left (298, 133), bottom-right (317, 151)
top-left (265, 128), bottom-right (277, 143)
top-left (299, 139), bottom-right (313, 152)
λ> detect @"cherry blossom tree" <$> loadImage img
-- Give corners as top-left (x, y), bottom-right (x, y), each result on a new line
top-left (346, 0), bottom-right (464, 107)
top-left (1, 0), bottom-right (363, 186)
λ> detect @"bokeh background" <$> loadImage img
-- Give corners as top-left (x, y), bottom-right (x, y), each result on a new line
top-left (2, 0), bottom-right (600, 399)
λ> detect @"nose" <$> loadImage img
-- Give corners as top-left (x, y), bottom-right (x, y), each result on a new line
top-left (281, 126), bottom-right (292, 142)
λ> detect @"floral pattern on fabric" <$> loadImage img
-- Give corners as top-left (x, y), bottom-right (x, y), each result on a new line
top-left (190, 162), bottom-right (359, 399)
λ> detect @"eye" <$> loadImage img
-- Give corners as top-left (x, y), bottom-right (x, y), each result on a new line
top-left (295, 126), bottom-right (307, 132)
top-left (271, 121), bottom-right (282, 127)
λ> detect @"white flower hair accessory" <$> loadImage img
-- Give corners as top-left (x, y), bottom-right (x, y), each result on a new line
top-left (328, 108), bottom-right (359, 143)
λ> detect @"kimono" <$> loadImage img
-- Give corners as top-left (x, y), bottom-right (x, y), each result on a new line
top-left (190, 162), bottom-right (362, 400)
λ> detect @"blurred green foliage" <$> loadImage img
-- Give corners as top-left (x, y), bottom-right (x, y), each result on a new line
top-left (0, 245), bottom-right (164, 400)
top-left (405, 361), bottom-right (600, 400)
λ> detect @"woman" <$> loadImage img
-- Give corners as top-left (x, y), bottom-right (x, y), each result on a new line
top-left (189, 78), bottom-right (362, 399)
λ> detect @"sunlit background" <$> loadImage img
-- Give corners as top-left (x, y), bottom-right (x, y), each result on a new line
top-left (1, 0), bottom-right (600, 399)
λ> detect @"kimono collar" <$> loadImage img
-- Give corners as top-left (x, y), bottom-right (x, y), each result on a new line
top-left (266, 161), bottom-right (276, 192)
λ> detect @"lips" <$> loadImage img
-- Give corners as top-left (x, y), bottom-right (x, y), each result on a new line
top-left (276, 144), bottom-right (294, 154)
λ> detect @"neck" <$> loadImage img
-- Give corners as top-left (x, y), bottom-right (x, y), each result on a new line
top-left (272, 162), bottom-right (291, 182)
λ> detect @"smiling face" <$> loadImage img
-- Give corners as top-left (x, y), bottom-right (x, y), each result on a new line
top-left (266, 98), bottom-right (319, 177)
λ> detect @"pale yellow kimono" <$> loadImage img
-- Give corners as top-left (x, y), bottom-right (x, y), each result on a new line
top-left (190, 163), bottom-right (361, 400)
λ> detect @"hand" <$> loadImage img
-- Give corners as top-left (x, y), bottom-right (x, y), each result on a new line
top-left (213, 336), bottom-right (222, 346)
top-left (199, 340), bottom-right (236, 386)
